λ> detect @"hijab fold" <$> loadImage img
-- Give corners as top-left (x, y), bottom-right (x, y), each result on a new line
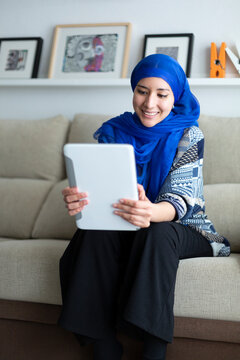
top-left (94, 54), bottom-right (200, 202)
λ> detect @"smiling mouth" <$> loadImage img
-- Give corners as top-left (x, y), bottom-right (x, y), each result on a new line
top-left (142, 110), bottom-right (159, 118)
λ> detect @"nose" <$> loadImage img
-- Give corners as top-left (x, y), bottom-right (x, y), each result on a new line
top-left (144, 93), bottom-right (156, 109)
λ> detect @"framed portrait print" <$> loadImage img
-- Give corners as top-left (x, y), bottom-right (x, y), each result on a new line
top-left (48, 23), bottom-right (132, 79)
top-left (0, 37), bottom-right (43, 79)
top-left (143, 33), bottom-right (194, 77)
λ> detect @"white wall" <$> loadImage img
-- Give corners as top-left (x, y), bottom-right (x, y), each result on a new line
top-left (0, 0), bottom-right (240, 119)
top-left (1, 0), bottom-right (240, 78)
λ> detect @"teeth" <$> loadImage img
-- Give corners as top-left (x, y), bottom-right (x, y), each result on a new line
top-left (143, 111), bottom-right (158, 116)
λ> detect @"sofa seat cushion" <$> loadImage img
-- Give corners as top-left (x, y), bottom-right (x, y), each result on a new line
top-left (32, 179), bottom-right (77, 240)
top-left (204, 183), bottom-right (240, 252)
top-left (0, 239), bottom-right (239, 322)
top-left (0, 239), bottom-right (68, 305)
top-left (0, 179), bottom-right (53, 238)
top-left (0, 115), bottom-right (69, 181)
top-left (174, 254), bottom-right (240, 322)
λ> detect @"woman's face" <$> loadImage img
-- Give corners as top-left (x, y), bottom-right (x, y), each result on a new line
top-left (133, 77), bottom-right (175, 127)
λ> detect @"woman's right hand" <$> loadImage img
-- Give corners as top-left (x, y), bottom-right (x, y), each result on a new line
top-left (62, 186), bottom-right (89, 216)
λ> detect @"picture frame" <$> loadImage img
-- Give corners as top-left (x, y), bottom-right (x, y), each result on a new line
top-left (48, 23), bottom-right (132, 79)
top-left (143, 33), bottom-right (194, 77)
top-left (0, 37), bottom-right (43, 79)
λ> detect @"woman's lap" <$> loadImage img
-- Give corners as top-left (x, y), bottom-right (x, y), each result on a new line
top-left (58, 222), bottom-right (212, 343)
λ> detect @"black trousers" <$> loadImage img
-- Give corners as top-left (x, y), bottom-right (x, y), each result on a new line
top-left (58, 222), bottom-right (213, 344)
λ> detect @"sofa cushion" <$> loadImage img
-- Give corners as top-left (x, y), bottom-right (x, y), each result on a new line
top-left (204, 184), bottom-right (240, 253)
top-left (68, 113), bottom-right (113, 143)
top-left (174, 254), bottom-right (240, 322)
top-left (199, 115), bottom-right (240, 185)
top-left (0, 238), bottom-right (239, 322)
top-left (0, 115), bottom-right (69, 181)
top-left (32, 179), bottom-right (76, 240)
top-left (0, 239), bottom-right (68, 305)
top-left (0, 179), bottom-right (53, 239)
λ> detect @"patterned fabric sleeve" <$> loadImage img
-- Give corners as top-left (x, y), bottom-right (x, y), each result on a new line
top-left (155, 126), bottom-right (204, 221)
top-left (155, 126), bottom-right (231, 257)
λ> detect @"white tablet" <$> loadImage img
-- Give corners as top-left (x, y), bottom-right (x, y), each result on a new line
top-left (63, 143), bottom-right (139, 231)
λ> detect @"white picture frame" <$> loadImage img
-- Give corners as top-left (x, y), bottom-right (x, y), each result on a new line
top-left (48, 23), bottom-right (132, 79)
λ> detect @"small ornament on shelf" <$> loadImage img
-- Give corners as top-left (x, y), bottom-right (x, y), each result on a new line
top-left (210, 42), bottom-right (226, 78)
top-left (225, 42), bottom-right (240, 76)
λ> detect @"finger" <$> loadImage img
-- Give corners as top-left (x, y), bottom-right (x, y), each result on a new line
top-left (64, 192), bottom-right (88, 204)
top-left (62, 186), bottom-right (79, 196)
top-left (137, 184), bottom-right (146, 201)
top-left (117, 198), bottom-right (138, 207)
top-left (66, 199), bottom-right (89, 210)
top-left (66, 199), bottom-right (89, 216)
top-left (114, 199), bottom-right (149, 210)
top-left (114, 211), bottom-right (150, 228)
top-left (113, 204), bottom-right (148, 217)
top-left (68, 208), bottom-right (82, 216)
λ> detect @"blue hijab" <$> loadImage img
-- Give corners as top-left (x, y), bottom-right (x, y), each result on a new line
top-left (94, 54), bottom-right (200, 202)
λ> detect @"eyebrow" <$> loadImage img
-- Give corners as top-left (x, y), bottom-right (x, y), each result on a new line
top-left (137, 84), bottom-right (170, 92)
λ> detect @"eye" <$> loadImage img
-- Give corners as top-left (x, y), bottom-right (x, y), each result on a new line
top-left (137, 89), bottom-right (148, 95)
top-left (157, 94), bottom-right (168, 98)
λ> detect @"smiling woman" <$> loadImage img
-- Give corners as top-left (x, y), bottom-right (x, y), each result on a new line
top-left (59, 54), bottom-right (230, 360)
top-left (133, 77), bottom-right (175, 127)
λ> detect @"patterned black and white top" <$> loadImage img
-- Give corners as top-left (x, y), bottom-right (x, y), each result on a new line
top-left (155, 126), bottom-right (230, 257)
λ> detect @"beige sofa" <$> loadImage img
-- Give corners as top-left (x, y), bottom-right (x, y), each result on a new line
top-left (0, 113), bottom-right (239, 360)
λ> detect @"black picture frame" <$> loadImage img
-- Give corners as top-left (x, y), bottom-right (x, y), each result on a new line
top-left (143, 33), bottom-right (194, 77)
top-left (0, 37), bottom-right (43, 79)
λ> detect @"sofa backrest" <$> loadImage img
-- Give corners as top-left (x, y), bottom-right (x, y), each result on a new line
top-left (0, 115), bottom-right (69, 239)
top-left (65, 113), bottom-right (240, 253)
top-left (199, 115), bottom-right (240, 253)
top-left (0, 115), bottom-right (69, 181)
top-left (67, 113), bottom-right (113, 143)
top-left (1, 112), bottom-right (239, 254)
top-left (198, 115), bottom-right (240, 185)
top-left (31, 113), bottom-right (113, 241)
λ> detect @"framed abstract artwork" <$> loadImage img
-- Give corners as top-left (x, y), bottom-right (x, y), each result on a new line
top-left (0, 37), bottom-right (43, 79)
top-left (143, 33), bottom-right (194, 77)
top-left (48, 23), bottom-right (132, 79)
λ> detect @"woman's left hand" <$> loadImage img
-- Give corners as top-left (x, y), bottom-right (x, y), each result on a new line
top-left (113, 184), bottom-right (153, 228)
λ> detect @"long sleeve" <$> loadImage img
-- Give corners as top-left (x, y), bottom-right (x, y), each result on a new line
top-left (155, 126), bottom-right (230, 257)
top-left (155, 126), bottom-right (204, 221)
